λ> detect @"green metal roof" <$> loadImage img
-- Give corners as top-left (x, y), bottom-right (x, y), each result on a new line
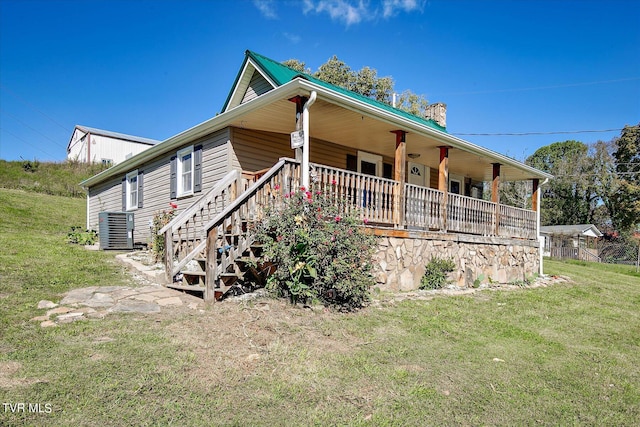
top-left (227, 50), bottom-right (446, 133)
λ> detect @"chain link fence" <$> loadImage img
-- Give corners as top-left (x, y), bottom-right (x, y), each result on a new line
top-left (597, 240), bottom-right (640, 271)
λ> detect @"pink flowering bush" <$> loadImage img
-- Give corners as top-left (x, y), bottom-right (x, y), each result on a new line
top-left (254, 186), bottom-right (376, 310)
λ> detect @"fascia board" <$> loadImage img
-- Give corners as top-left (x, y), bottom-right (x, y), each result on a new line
top-left (295, 79), bottom-right (554, 181)
top-left (223, 57), bottom-right (280, 113)
top-left (81, 81), bottom-right (303, 188)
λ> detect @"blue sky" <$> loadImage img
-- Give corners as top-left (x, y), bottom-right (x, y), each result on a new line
top-left (1, 0), bottom-right (638, 163)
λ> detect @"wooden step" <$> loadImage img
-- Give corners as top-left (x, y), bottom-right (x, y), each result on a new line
top-left (182, 270), bottom-right (206, 277)
top-left (166, 283), bottom-right (205, 292)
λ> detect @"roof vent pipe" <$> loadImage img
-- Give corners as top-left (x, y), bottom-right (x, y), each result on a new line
top-left (301, 90), bottom-right (317, 189)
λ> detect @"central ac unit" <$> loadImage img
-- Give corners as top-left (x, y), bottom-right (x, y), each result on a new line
top-left (98, 212), bottom-right (134, 250)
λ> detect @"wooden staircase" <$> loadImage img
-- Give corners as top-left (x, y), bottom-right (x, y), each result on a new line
top-left (160, 158), bottom-right (301, 301)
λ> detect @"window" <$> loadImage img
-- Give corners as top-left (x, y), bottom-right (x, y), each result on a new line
top-left (125, 170), bottom-right (140, 211)
top-left (171, 145), bottom-right (202, 199)
top-left (357, 151), bottom-right (383, 177)
top-left (449, 178), bottom-right (461, 195)
top-left (177, 146), bottom-right (194, 197)
top-left (101, 158), bottom-right (113, 167)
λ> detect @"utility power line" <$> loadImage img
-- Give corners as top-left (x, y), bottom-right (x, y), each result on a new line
top-left (452, 128), bottom-right (624, 137)
top-left (0, 128), bottom-right (59, 159)
top-left (0, 108), bottom-right (68, 149)
top-left (438, 77), bottom-right (640, 96)
top-left (0, 84), bottom-right (71, 135)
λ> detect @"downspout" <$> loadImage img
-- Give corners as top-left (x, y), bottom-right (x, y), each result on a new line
top-left (538, 178), bottom-right (549, 276)
top-left (301, 90), bottom-right (317, 189)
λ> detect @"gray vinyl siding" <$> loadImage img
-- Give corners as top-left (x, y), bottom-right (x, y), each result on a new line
top-left (88, 177), bottom-right (124, 231)
top-left (230, 127), bottom-right (360, 172)
top-left (241, 71), bottom-right (273, 104)
top-left (87, 128), bottom-right (232, 245)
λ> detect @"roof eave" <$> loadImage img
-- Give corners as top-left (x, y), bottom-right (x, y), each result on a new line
top-left (294, 79), bottom-right (554, 181)
top-left (81, 80), bottom-right (304, 188)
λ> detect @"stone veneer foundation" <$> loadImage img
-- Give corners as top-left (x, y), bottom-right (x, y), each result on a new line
top-left (371, 230), bottom-right (541, 291)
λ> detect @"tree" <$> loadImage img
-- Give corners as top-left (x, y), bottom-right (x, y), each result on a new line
top-left (612, 124), bottom-right (640, 232)
top-left (314, 55), bottom-right (354, 88)
top-left (526, 140), bottom-right (598, 226)
top-left (591, 139), bottom-right (620, 230)
top-left (282, 59), bottom-right (309, 74)
top-left (283, 55), bottom-right (429, 116)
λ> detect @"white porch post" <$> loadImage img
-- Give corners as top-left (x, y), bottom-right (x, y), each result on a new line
top-left (492, 163), bottom-right (501, 235)
top-left (301, 91), bottom-right (317, 189)
top-left (532, 178), bottom-right (544, 275)
top-left (439, 146), bottom-right (449, 231)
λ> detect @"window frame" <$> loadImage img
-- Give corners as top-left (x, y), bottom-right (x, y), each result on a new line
top-left (125, 170), bottom-right (139, 211)
top-left (177, 146), bottom-right (194, 198)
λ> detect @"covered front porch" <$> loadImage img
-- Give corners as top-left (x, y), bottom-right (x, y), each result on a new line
top-left (224, 82), bottom-right (550, 244)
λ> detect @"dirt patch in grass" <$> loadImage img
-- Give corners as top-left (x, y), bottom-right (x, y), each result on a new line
top-left (0, 361), bottom-right (46, 389)
top-left (163, 297), bottom-right (361, 387)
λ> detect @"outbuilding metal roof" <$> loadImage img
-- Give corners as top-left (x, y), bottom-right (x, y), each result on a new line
top-left (73, 125), bottom-right (160, 146)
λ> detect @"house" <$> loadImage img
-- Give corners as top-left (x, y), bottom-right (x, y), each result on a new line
top-left (541, 224), bottom-right (603, 262)
top-left (80, 50), bottom-right (553, 301)
top-left (67, 125), bottom-right (160, 166)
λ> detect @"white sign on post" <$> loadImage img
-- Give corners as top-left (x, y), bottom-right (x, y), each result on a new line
top-left (290, 130), bottom-right (304, 149)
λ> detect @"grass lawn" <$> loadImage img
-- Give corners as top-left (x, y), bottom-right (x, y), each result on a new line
top-left (1, 187), bottom-right (639, 426)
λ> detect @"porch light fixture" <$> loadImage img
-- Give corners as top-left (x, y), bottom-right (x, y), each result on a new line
top-left (408, 153), bottom-right (420, 159)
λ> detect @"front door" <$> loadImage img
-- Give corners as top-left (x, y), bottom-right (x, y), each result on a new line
top-left (408, 161), bottom-right (425, 186)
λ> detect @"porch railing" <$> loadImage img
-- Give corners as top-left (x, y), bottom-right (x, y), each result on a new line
top-left (550, 247), bottom-right (601, 263)
top-left (499, 204), bottom-right (537, 240)
top-left (447, 193), bottom-right (496, 236)
top-left (311, 163), bottom-right (397, 225)
top-left (405, 183), bottom-right (444, 230)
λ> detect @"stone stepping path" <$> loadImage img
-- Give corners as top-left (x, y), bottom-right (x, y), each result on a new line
top-left (31, 284), bottom-right (203, 327)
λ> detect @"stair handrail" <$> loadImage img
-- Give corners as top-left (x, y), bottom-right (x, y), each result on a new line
top-left (161, 168), bottom-right (242, 282)
top-left (158, 169), bottom-right (241, 235)
top-left (200, 158), bottom-right (299, 300)
top-left (168, 158), bottom-right (297, 291)
top-left (202, 158), bottom-right (297, 234)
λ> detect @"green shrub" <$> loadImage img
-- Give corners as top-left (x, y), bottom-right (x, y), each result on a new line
top-left (67, 226), bottom-right (98, 245)
top-left (150, 208), bottom-right (176, 261)
top-left (420, 257), bottom-right (456, 290)
top-left (255, 185), bottom-right (377, 311)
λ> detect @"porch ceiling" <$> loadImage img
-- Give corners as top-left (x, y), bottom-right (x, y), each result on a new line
top-left (228, 95), bottom-right (541, 183)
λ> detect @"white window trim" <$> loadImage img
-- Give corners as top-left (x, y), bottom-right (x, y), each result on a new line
top-left (449, 174), bottom-right (463, 195)
top-left (126, 170), bottom-right (139, 211)
top-left (177, 146), bottom-right (194, 198)
top-left (357, 150), bottom-right (383, 177)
